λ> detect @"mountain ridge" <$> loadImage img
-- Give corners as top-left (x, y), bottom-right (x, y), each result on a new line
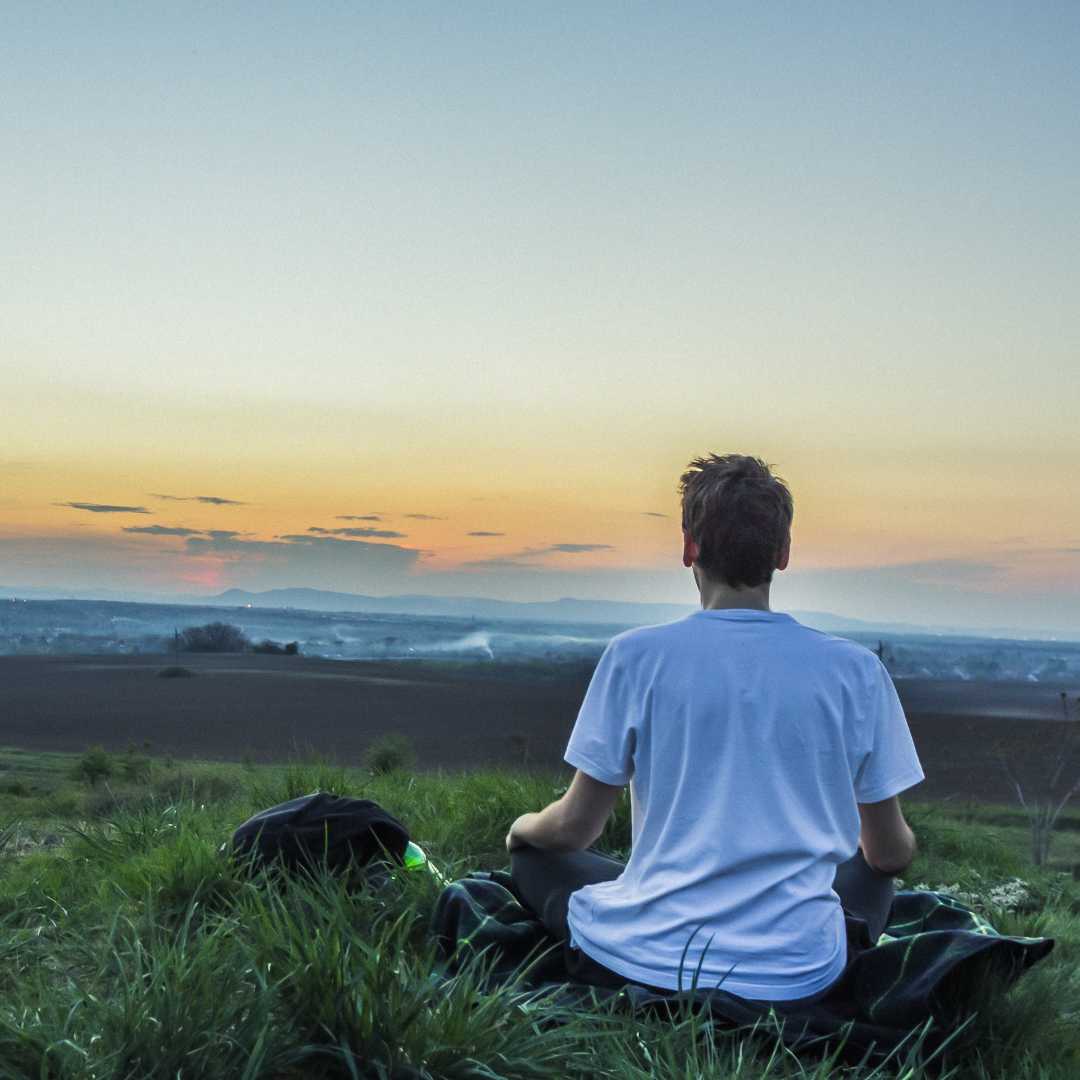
top-left (201, 586), bottom-right (1010, 639)
top-left (3, 584), bottom-right (1072, 641)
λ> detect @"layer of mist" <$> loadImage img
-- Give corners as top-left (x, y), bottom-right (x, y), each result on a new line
top-left (2, 597), bottom-right (1080, 683)
top-left (0, 598), bottom-right (615, 664)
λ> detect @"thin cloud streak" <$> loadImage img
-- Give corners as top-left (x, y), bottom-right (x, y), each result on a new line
top-left (273, 534), bottom-right (412, 550)
top-left (58, 502), bottom-right (151, 514)
top-left (123, 525), bottom-right (202, 537)
top-left (467, 531), bottom-right (505, 537)
top-left (122, 526), bottom-right (248, 540)
top-left (337, 515), bottom-right (383, 521)
top-left (460, 541), bottom-right (614, 568)
top-left (149, 493), bottom-right (245, 506)
top-left (308, 526), bottom-right (406, 539)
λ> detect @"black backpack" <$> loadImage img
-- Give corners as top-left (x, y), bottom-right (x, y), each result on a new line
top-left (228, 792), bottom-right (410, 878)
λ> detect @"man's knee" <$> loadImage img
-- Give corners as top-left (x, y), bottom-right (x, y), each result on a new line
top-left (510, 844), bottom-right (550, 892)
top-left (510, 843), bottom-right (542, 870)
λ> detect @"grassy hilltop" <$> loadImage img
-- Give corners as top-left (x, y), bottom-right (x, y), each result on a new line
top-left (0, 749), bottom-right (1078, 1079)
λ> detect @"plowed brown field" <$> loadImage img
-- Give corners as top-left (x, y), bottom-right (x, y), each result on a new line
top-left (1, 653), bottom-right (1077, 806)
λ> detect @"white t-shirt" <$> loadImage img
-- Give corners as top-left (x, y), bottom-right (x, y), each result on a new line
top-left (564, 608), bottom-right (925, 1001)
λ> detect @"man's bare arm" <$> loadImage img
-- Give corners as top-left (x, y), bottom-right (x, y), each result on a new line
top-left (506, 770), bottom-right (623, 852)
top-left (858, 795), bottom-right (917, 875)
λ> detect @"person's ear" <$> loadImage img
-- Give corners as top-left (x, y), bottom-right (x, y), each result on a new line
top-left (777, 532), bottom-right (791, 571)
top-left (682, 529), bottom-right (699, 569)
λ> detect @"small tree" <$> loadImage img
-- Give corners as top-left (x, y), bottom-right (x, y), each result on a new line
top-left (994, 691), bottom-right (1080, 866)
top-left (120, 742), bottom-right (151, 782)
top-left (364, 733), bottom-right (417, 776)
top-left (252, 638), bottom-right (302, 655)
top-left (178, 622), bottom-right (250, 653)
top-left (72, 746), bottom-right (113, 787)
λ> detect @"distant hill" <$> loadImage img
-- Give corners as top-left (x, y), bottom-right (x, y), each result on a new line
top-left (203, 586), bottom-right (937, 636)
top-left (207, 587), bottom-right (689, 626)
top-left (4, 583), bottom-right (1069, 640)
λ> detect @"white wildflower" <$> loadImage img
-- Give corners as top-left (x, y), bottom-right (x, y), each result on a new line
top-left (985, 877), bottom-right (1033, 911)
top-left (905, 876), bottom-right (1034, 914)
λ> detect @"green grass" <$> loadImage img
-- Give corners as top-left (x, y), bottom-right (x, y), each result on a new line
top-left (0, 749), bottom-right (1078, 1078)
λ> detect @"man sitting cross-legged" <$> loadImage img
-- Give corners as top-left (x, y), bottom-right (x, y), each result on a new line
top-left (506, 452), bottom-right (924, 1007)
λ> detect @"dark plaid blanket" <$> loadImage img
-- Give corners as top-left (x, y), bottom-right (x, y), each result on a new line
top-left (429, 869), bottom-right (1054, 1068)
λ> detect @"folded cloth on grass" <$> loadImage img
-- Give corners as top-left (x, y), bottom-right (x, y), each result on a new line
top-left (429, 870), bottom-right (1054, 1068)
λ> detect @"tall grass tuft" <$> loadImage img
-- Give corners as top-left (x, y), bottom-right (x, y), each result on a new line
top-left (80, 903), bottom-right (288, 1078)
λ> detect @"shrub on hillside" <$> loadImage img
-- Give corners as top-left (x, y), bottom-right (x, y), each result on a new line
top-left (364, 733), bottom-right (417, 776)
top-left (252, 639), bottom-right (301, 655)
top-left (120, 745), bottom-right (152, 783)
top-left (178, 622), bottom-right (251, 654)
top-left (157, 665), bottom-right (195, 678)
top-left (72, 746), bottom-right (114, 787)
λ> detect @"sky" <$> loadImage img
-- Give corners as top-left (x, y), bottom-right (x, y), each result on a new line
top-left (2, 3), bottom-right (1079, 634)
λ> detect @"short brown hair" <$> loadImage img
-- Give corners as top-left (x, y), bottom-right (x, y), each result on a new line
top-left (678, 453), bottom-right (794, 588)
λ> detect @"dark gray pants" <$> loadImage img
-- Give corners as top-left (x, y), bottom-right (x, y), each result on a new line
top-left (510, 845), bottom-right (895, 1005)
